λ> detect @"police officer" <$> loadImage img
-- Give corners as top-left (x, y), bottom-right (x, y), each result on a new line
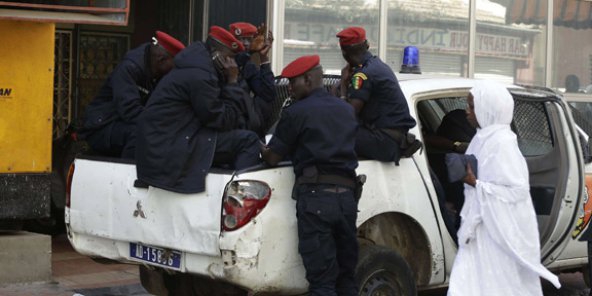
top-left (337, 26), bottom-right (418, 164)
top-left (79, 31), bottom-right (185, 159)
top-left (136, 26), bottom-right (261, 194)
top-left (262, 55), bottom-right (359, 296)
top-left (229, 22), bottom-right (276, 137)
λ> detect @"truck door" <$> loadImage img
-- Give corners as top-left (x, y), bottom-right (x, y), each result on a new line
top-left (510, 89), bottom-right (585, 264)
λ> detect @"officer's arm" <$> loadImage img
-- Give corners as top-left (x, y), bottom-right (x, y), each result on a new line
top-left (246, 62), bottom-right (276, 103)
top-left (264, 110), bottom-right (297, 166)
top-left (112, 61), bottom-right (145, 122)
top-left (190, 78), bottom-right (243, 131)
top-left (348, 98), bottom-right (365, 115)
top-left (345, 71), bottom-right (370, 116)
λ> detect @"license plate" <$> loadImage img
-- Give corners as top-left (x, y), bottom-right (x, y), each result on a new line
top-left (129, 243), bottom-right (182, 270)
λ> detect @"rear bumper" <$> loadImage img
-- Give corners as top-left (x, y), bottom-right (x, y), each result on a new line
top-left (65, 229), bottom-right (308, 294)
top-left (0, 174), bottom-right (50, 220)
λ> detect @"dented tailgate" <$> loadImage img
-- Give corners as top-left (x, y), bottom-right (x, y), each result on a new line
top-left (66, 157), bottom-right (231, 260)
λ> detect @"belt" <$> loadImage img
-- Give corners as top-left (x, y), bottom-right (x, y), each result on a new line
top-left (296, 174), bottom-right (356, 189)
top-left (321, 186), bottom-right (352, 193)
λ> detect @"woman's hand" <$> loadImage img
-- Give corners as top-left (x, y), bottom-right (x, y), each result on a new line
top-left (463, 163), bottom-right (477, 187)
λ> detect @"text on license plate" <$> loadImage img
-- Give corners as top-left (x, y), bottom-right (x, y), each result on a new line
top-left (129, 243), bottom-right (182, 269)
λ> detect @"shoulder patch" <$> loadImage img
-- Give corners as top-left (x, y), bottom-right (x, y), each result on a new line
top-left (351, 72), bottom-right (368, 90)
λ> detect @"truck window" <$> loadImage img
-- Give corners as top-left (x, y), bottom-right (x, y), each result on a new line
top-left (512, 100), bottom-right (554, 157)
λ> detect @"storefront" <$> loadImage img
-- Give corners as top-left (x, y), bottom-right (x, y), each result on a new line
top-left (270, 0), bottom-right (592, 93)
top-left (1, 0), bottom-right (591, 139)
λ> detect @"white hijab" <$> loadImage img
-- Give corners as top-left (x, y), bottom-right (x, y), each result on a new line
top-left (466, 80), bottom-right (529, 193)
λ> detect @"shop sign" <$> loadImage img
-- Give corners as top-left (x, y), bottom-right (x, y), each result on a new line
top-left (285, 22), bottom-right (531, 58)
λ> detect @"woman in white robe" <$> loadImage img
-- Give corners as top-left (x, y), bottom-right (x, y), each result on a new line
top-left (447, 81), bottom-right (561, 296)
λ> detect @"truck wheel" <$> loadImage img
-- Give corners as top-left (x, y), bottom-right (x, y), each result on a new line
top-left (355, 245), bottom-right (417, 296)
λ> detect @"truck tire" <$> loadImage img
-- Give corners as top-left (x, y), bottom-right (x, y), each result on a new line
top-left (355, 245), bottom-right (417, 296)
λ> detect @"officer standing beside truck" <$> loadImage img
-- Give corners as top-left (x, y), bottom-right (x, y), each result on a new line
top-left (261, 55), bottom-right (360, 296)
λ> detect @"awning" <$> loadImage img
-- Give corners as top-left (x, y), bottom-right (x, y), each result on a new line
top-left (0, 1), bottom-right (129, 26)
top-left (493, 0), bottom-right (592, 29)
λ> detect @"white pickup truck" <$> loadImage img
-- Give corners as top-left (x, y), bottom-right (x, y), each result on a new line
top-left (66, 75), bottom-right (592, 295)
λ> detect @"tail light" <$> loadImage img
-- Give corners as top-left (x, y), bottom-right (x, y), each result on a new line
top-left (65, 162), bottom-right (75, 208)
top-left (222, 180), bottom-right (271, 231)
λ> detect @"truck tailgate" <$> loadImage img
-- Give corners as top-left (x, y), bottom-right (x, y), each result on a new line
top-left (67, 158), bottom-right (230, 257)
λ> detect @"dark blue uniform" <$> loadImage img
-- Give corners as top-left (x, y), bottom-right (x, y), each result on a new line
top-left (79, 43), bottom-right (155, 158)
top-left (136, 42), bottom-right (260, 194)
top-left (268, 88), bottom-right (359, 296)
top-left (348, 51), bottom-right (416, 162)
top-left (236, 54), bottom-right (276, 137)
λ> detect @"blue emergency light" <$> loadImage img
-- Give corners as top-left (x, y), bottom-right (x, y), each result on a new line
top-left (400, 46), bottom-right (421, 74)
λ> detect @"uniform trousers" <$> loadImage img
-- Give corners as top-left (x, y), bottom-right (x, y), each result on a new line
top-left (83, 120), bottom-right (136, 159)
top-left (295, 183), bottom-right (359, 296)
top-left (213, 129), bottom-right (261, 170)
top-left (355, 125), bottom-right (400, 163)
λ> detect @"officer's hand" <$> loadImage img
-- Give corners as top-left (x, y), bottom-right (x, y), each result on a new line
top-left (222, 56), bottom-right (239, 83)
top-left (259, 30), bottom-right (274, 60)
top-left (259, 141), bottom-right (267, 152)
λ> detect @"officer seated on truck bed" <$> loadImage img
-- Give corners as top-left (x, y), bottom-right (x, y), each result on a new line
top-left (78, 31), bottom-right (185, 159)
top-left (337, 26), bottom-right (420, 164)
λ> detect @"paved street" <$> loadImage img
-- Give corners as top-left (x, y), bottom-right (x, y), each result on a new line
top-left (0, 234), bottom-right (590, 295)
top-left (0, 234), bottom-right (149, 296)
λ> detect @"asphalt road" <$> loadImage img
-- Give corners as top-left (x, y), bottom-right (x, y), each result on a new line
top-left (419, 272), bottom-right (590, 296)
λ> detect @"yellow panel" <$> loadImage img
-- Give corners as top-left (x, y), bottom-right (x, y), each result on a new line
top-left (0, 20), bottom-right (54, 173)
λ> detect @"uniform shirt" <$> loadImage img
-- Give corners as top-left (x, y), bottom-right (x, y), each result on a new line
top-left (237, 54), bottom-right (277, 137)
top-left (348, 52), bottom-right (416, 130)
top-left (81, 43), bottom-right (155, 133)
top-left (268, 88), bottom-right (358, 179)
top-left (136, 42), bottom-right (245, 193)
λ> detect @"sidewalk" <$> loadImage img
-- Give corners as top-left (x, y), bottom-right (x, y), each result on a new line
top-left (0, 234), bottom-right (150, 296)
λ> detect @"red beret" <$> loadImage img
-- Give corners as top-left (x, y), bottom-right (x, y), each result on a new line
top-left (229, 22), bottom-right (257, 37)
top-left (281, 55), bottom-right (320, 78)
top-left (336, 27), bottom-right (366, 46)
top-left (209, 26), bottom-right (245, 53)
top-left (155, 31), bottom-right (185, 56)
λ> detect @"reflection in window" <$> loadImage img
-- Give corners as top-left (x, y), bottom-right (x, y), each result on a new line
top-left (552, 0), bottom-right (592, 94)
top-left (475, 0), bottom-right (546, 85)
top-left (284, 0), bottom-right (379, 73)
top-left (386, 0), bottom-right (469, 77)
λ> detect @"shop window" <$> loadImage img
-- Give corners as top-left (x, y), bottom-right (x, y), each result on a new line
top-left (54, 30), bottom-right (73, 140)
top-left (78, 33), bottom-right (129, 113)
top-left (475, 0), bottom-right (547, 86)
top-left (283, 0), bottom-right (379, 73)
top-left (386, 0), bottom-right (469, 77)
top-left (552, 0), bottom-right (592, 94)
